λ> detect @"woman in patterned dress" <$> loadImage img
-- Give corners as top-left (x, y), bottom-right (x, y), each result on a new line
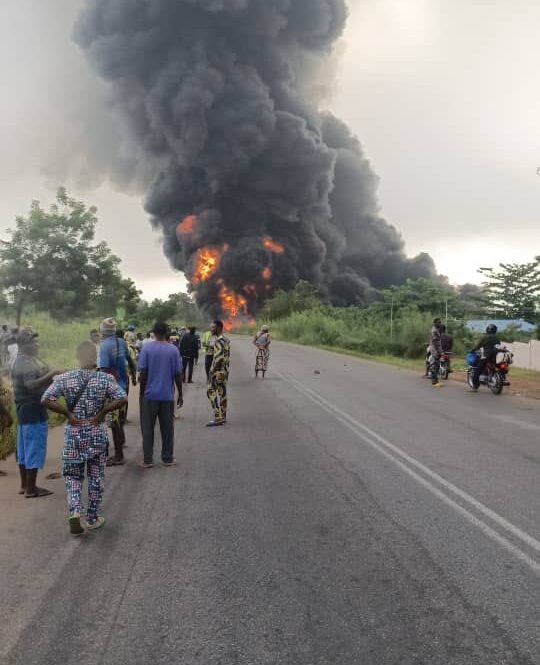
top-left (253, 325), bottom-right (271, 378)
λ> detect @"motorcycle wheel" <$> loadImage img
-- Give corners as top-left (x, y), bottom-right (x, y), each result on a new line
top-left (439, 366), bottom-right (449, 381)
top-left (489, 372), bottom-right (503, 395)
top-left (467, 368), bottom-right (475, 389)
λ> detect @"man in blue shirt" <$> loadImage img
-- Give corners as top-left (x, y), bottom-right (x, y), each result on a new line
top-left (97, 318), bottom-right (136, 465)
top-left (12, 329), bottom-right (61, 497)
top-left (138, 322), bottom-right (183, 468)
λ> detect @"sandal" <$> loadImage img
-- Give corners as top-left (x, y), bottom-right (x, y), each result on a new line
top-left (206, 420), bottom-right (225, 427)
top-left (25, 487), bottom-right (53, 498)
top-left (86, 516), bottom-right (105, 531)
top-left (69, 514), bottom-right (85, 536)
top-left (106, 458), bottom-right (125, 467)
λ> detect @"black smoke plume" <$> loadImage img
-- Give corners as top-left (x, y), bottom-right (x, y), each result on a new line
top-left (75, 0), bottom-right (435, 318)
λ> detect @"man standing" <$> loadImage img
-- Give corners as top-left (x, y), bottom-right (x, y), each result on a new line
top-left (42, 342), bottom-right (127, 535)
top-left (138, 322), bottom-right (183, 468)
top-left (0, 324), bottom-right (9, 368)
top-left (440, 324), bottom-right (454, 374)
top-left (124, 325), bottom-right (137, 346)
top-left (429, 318), bottom-right (444, 388)
top-left (206, 320), bottom-right (230, 427)
top-left (90, 329), bottom-right (101, 355)
top-left (179, 326), bottom-right (199, 383)
top-left (440, 325), bottom-right (454, 353)
top-left (11, 329), bottom-right (59, 497)
top-left (98, 318), bottom-right (136, 466)
top-left (142, 332), bottom-right (154, 348)
top-left (202, 325), bottom-right (216, 381)
top-left (7, 330), bottom-right (19, 371)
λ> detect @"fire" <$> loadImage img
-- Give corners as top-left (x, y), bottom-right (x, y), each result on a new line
top-left (262, 267), bottom-right (272, 280)
top-left (177, 214), bottom-right (198, 235)
top-left (193, 247), bottom-right (221, 284)
top-left (220, 286), bottom-right (248, 328)
top-left (263, 236), bottom-right (285, 254)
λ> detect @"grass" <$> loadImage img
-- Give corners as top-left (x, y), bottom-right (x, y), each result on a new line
top-left (20, 312), bottom-right (97, 370)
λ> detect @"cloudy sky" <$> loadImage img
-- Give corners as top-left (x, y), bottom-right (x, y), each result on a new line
top-left (1, 0), bottom-right (539, 299)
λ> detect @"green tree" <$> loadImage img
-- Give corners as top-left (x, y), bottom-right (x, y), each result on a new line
top-left (262, 280), bottom-right (322, 321)
top-left (382, 278), bottom-right (460, 318)
top-left (0, 188), bottom-right (123, 325)
top-left (138, 292), bottom-right (203, 326)
top-left (479, 258), bottom-right (540, 322)
top-left (455, 283), bottom-right (488, 318)
top-left (93, 276), bottom-right (143, 321)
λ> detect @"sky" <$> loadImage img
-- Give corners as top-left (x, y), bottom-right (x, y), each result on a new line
top-left (0, 0), bottom-right (538, 300)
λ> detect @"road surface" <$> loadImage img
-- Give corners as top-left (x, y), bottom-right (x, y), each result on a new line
top-left (1, 337), bottom-right (539, 664)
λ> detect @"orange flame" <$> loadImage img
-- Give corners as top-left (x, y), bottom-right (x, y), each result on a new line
top-left (263, 236), bottom-right (285, 254)
top-left (220, 286), bottom-right (248, 328)
top-left (262, 267), bottom-right (272, 280)
top-left (177, 215), bottom-right (198, 235)
top-left (193, 247), bottom-right (221, 284)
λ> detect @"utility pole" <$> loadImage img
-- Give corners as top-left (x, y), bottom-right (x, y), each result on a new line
top-left (390, 295), bottom-right (394, 340)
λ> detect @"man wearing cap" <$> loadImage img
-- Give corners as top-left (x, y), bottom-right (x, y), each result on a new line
top-left (124, 324), bottom-right (137, 346)
top-left (97, 318), bottom-right (136, 466)
top-left (11, 329), bottom-right (60, 497)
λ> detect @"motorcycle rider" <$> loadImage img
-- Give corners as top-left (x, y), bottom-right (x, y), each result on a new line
top-left (469, 324), bottom-right (501, 392)
top-left (429, 318), bottom-right (444, 387)
top-left (440, 324), bottom-right (454, 374)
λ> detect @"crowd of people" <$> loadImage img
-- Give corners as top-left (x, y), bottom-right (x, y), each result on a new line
top-left (0, 311), bottom-right (511, 535)
top-left (0, 317), bottom-right (272, 536)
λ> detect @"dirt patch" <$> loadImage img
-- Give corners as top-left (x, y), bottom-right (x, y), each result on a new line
top-left (444, 368), bottom-right (540, 400)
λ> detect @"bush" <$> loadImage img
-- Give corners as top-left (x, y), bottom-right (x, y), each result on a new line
top-left (391, 311), bottom-right (433, 358)
top-left (262, 281), bottom-right (322, 320)
top-left (267, 302), bottom-right (475, 361)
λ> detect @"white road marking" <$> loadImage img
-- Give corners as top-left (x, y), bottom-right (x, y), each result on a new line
top-left (282, 373), bottom-right (540, 575)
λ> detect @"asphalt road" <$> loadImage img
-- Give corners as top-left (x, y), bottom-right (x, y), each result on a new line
top-left (1, 337), bottom-right (539, 665)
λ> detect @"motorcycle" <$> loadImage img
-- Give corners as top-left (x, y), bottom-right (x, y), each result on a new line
top-left (438, 352), bottom-right (453, 380)
top-left (466, 347), bottom-right (513, 395)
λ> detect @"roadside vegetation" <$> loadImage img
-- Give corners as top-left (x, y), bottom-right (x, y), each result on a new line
top-left (259, 277), bottom-right (539, 358)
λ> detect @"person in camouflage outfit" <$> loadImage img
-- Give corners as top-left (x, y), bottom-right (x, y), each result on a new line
top-left (206, 320), bottom-right (230, 427)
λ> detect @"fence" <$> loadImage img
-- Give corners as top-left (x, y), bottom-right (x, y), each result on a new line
top-left (503, 340), bottom-right (540, 372)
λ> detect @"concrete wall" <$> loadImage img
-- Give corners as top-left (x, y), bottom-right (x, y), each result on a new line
top-left (503, 340), bottom-right (540, 371)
